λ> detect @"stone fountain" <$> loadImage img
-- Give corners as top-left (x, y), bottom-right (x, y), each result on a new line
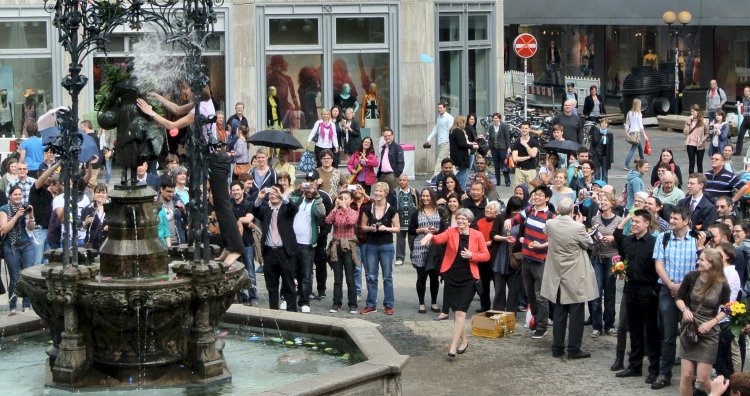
top-left (16, 186), bottom-right (248, 389)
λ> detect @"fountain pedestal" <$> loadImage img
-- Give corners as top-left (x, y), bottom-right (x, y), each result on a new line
top-left (17, 186), bottom-right (248, 389)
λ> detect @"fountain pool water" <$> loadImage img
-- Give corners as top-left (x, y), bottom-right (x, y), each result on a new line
top-left (0, 326), bottom-right (357, 395)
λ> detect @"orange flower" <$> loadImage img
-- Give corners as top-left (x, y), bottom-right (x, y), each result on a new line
top-left (611, 267), bottom-right (616, 273)
top-left (616, 262), bottom-right (625, 271)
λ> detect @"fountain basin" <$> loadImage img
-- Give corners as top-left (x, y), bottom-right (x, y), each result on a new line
top-left (16, 260), bottom-right (248, 387)
top-left (0, 307), bottom-right (408, 395)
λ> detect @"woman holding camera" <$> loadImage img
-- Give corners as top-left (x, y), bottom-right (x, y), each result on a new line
top-left (81, 183), bottom-right (109, 251)
top-left (421, 208), bottom-right (490, 358)
top-left (708, 110), bottom-right (730, 158)
top-left (675, 249), bottom-right (730, 396)
top-left (1, 185), bottom-right (35, 315)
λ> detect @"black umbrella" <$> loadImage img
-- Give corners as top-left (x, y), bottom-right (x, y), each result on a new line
top-left (543, 139), bottom-right (582, 155)
top-left (247, 130), bottom-right (303, 150)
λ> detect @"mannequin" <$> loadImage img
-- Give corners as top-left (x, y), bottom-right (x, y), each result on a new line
top-left (643, 49), bottom-right (658, 69)
top-left (0, 89), bottom-right (13, 137)
top-left (21, 90), bottom-right (36, 136)
top-left (693, 50), bottom-right (701, 84)
top-left (335, 83), bottom-right (359, 113)
top-left (546, 40), bottom-right (562, 86)
top-left (266, 86), bottom-right (282, 130)
top-left (360, 82), bottom-right (383, 144)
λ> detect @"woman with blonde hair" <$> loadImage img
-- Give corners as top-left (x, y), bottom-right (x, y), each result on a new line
top-left (449, 115), bottom-right (478, 189)
top-left (675, 248), bottom-right (730, 396)
top-left (232, 125), bottom-right (251, 179)
top-left (623, 98), bottom-right (646, 170)
top-left (307, 107), bottom-right (339, 168)
top-left (549, 169), bottom-right (575, 211)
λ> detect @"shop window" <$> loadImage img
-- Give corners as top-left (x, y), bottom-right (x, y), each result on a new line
top-left (268, 18), bottom-right (320, 46)
top-left (335, 17), bottom-right (385, 45)
top-left (264, 54), bottom-right (323, 130)
top-left (0, 21), bottom-right (47, 50)
top-left (439, 15), bottom-right (460, 43)
top-left (469, 49), bottom-right (490, 117)
top-left (468, 15), bottom-right (488, 41)
top-left (332, 52), bottom-right (390, 129)
top-left (439, 50), bottom-right (462, 114)
top-left (715, 27), bottom-right (745, 100)
top-left (0, 58), bottom-right (53, 136)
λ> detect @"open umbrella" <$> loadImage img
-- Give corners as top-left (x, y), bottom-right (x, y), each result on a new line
top-left (247, 129), bottom-right (303, 150)
top-left (40, 126), bottom-right (100, 163)
top-left (544, 140), bottom-right (582, 155)
top-left (36, 106), bottom-right (68, 130)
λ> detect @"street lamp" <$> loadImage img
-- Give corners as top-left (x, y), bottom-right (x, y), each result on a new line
top-left (663, 10), bottom-right (693, 114)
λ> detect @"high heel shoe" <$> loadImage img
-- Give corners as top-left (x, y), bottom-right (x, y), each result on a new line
top-left (457, 341), bottom-right (469, 354)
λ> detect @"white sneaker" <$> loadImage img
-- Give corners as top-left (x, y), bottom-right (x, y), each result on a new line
top-left (280, 300), bottom-right (287, 310)
top-left (349, 309), bottom-right (357, 314)
top-left (395, 260), bottom-right (404, 266)
top-left (301, 305), bottom-right (311, 313)
top-left (591, 330), bottom-right (601, 338)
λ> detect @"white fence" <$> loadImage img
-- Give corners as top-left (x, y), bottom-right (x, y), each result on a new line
top-left (504, 70), bottom-right (535, 100)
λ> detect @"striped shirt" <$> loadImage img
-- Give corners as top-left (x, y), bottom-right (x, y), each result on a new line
top-left (704, 168), bottom-right (741, 199)
top-left (653, 231), bottom-right (697, 284)
top-left (513, 205), bottom-right (556, 263)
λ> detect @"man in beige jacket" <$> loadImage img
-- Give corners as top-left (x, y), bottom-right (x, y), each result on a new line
top-left (541, 197), bottom-right (598, 359)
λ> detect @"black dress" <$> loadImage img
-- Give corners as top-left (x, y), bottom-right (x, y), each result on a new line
top-left (443, 234), bottom-right (475, 312)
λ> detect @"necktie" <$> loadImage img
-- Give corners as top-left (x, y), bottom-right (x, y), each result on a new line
top-left (271, 208), bottom-right (281, 245)
top-left (690, 198), bottom-right (698, 213)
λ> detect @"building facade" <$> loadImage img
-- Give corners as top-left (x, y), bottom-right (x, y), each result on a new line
top-left (0, 0), bottom-right (506, 173)
top-left (504, 0), bottom-right (750, 109)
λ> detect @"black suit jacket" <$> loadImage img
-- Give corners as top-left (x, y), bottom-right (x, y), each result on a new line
top-left (253, 199), bottom-right (299, 257)
top-left (377, 141), bottom-right (405, 177)
top-left (488, 123), bottom-right (511, 151)
top-left (344, 119), bottom-right (362, 154)
top-left (449, 128), bottom-right (473, 169)
top-left (589, 126), bottom-right (614, 166)
top-left (677, 195), bottom-right (717, 231)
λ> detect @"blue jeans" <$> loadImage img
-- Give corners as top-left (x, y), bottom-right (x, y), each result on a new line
top-left (104, 158), bottom-right (112, 185)
top-left (456, 168), bottom-right (469, 191)
top-left (241, 245), bottom-right (257, 301)
top-left (5, 242), bottom-right (35, 310)
top-left (32, 228), bottom-right (48, 265)
top-left (589, 255), bottom-right (617, 331)
top-left (658, 285), bottom-right (680, 379)
top-left (624, 139), bottom-right (644, 168)
top-left (363, 243), bottom-right (395, 309)
top-left (354, 244), bottom-right (365, 295)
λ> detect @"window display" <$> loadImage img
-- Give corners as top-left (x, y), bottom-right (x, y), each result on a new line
top-left (265, 54), bottom-right (323, 130)
top-left (0, 59), bottom-right (53, 137)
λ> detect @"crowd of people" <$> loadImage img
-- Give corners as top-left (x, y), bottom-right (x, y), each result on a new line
top-left (6, 79), bottom-right (750, 394)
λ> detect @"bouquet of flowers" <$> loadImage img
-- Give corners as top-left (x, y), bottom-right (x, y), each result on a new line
top-left (610, 255), bottom-right (628, 281)
top-left (721, 301), bottom-right (750, 337)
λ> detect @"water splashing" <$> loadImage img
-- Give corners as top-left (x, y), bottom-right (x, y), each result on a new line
top-left (131, 208), bottom-right (140, 279)
top-left (129, 29), bottom-right (188, 96)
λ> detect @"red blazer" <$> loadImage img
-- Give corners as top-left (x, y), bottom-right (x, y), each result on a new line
top-left (347, 151), bottom-right (379, 185)
top-left (432, 227), bottom-right (490, 279)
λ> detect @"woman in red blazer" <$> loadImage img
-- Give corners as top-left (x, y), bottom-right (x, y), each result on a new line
top-left (422, 208), bottom-right (490, 359)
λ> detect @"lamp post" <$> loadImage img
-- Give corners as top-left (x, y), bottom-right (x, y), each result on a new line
top-left (662, 10), bottom-right (692, 114)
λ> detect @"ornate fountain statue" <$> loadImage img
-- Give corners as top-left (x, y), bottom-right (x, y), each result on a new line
top-left (16, 0), bottom-right (248, 389)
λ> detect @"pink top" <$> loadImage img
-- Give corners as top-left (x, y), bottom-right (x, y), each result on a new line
top-left (380, 145), bottom-right (393, 173)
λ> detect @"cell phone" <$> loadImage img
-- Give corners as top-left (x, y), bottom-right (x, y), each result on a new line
top-left (347, 184), bottom-right (357, 191)
top-left (264, 187), bottom-right (273, 194)
top-left (302, 182), bottom-right (311, 188)
top-left (573, 205), bottom-right (580, 215)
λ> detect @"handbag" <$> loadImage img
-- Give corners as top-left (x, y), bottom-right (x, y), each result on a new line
top-left (680, 319), bottom-right (700, 344)
top-left (625, 131), bottom-right (640, 144)
top-left (506, 155), bottom-right (515, 170)
top-left (299, 150), bottom-right (316, 173)
top-left (233, 162), bottom-right (250, 176)
top-left (644, 135), bottom-right (652, 155)
top-left (509, 251), bottom-right (524, 270)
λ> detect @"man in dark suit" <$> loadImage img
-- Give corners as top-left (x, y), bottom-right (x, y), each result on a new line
top-left (376, 127), bottom-right (405, 192)
top-left (487, 113), bottom-right (512, 187)
top-left (253, 185), bottom-right (299, 311)
top-left (677, 173), bottom-right (717, 231)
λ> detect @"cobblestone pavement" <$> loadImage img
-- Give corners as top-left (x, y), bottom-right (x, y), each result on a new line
top-left (0, 125), bottom-right (747, 394)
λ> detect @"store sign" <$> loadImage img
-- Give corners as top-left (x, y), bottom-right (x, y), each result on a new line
top-left (514, 33), bottom-right (537, 59)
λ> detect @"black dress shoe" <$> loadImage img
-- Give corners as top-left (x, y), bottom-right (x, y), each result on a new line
top-left (447, 352), bottom-right (456, 360)
top-left (418, 307), bottom-right (427, 314)
top-left (431, 306), bottom-right (440, 313)
top-left (645, 373), bottom-right (658, 384)
top-left (583, 317), bottom-right (593, 326)
top-left (615, 368), bottom-right (642, 378)
top-left (610, 357), bottom-right (624, 371)
top-left (552, 350), bottom-right (564, 358)
top-left (567, 350), bottom-right (591, 360)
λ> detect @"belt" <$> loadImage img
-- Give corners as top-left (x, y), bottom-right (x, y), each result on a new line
top-left (265, 245), bottom-right (284, 251)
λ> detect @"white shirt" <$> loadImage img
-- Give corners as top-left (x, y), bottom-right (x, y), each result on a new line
top-left (293, 199), bottom-right (314, 245)
top-left (724, 266), bottom-right (741, 302)
top-left (427, 112), bottom-right (454, 145)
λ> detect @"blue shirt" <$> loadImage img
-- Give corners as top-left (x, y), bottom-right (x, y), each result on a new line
top-left (653, 231), bottom-right (697, 284)
top-left (20, 137), bottom-right (44, 171)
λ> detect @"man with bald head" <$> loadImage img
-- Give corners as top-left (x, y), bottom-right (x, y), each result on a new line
top-left (549, 99), bottom-right (583, 144)
top-left (653, 171), bottom-right (685, 206)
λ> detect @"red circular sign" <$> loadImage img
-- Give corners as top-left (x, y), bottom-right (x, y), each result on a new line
top-left (514, 34), bottom-right (538, 59)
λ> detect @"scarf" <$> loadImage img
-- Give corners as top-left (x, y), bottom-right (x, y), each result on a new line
top-left (320, 122), bottom-right (333, 142)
